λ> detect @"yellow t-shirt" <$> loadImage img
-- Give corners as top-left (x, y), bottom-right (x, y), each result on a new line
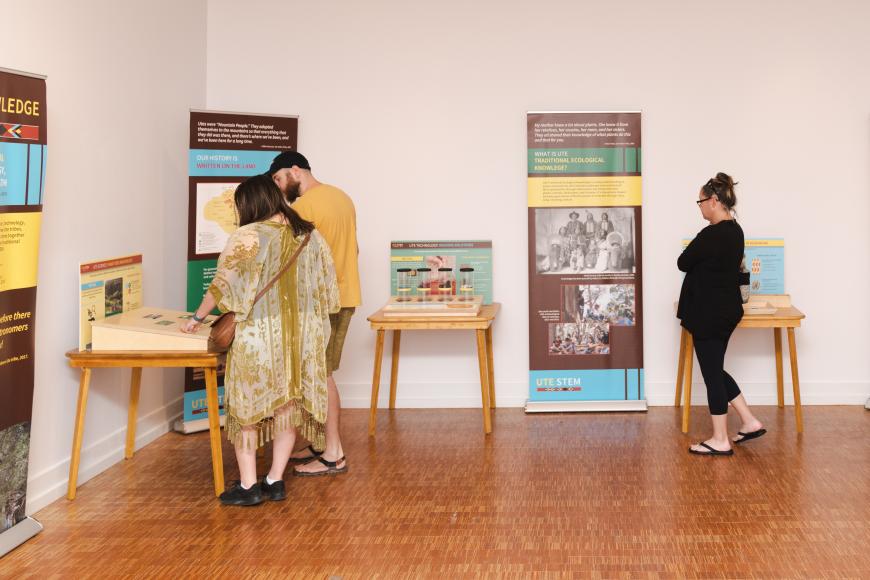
top-left (292, 184), bottom-right (361, 307)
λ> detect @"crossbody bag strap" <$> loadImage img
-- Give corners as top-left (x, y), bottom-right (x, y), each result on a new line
top-left (252, 232), bottom-right (311, 306)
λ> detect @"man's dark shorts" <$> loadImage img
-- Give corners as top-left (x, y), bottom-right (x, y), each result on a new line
top-left (327, 307), bottom-right (354, 375)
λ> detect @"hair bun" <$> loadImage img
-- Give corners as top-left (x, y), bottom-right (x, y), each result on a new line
top-left (708, 171), bottom-right (738, 210)
top-left (714, 172), bottom-right (737, 188)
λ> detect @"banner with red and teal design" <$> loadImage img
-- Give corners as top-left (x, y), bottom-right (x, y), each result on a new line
top-left (0, 66), bottom-right (47, 554)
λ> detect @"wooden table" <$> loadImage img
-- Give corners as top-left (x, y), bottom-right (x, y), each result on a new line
top-left (65, 350), bottom-right (224, 499)
top-left (675, 306), bottom-right (806, 433)
top-left (366, 303), bottom-right (500, 436)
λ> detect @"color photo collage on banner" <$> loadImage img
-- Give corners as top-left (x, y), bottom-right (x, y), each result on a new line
top-left (185, 111), bottom-right (298, 431)
top-left (0, 68), bottom-right (46, 536)
top-left (526, 112), bottom-right (644, 406)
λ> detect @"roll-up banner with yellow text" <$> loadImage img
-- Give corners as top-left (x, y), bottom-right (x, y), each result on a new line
top-left (0, 67), bottom-right (46, 556)
top-left (182, 110), bottom-right (298, 433)
top-left (526, 112), bottom-right (646, 413)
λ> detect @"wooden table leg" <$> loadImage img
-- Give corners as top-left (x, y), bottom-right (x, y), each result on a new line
top-left (675, 328), bottom-right (687, 407)
top-left (787, 328), bottom-right (803, 433)
top-left (368, 329), bottom-right (386, 436)
top-left (681, 333), bottom-right (694, 434)
top-left (124, 367), bottom-right (142, 459)
top-left (774, 328), bottom-right (784, 408)
top-left (485, 326), bottom-right (495, 409)
top-left (389, 330), bottom-right (401, 410)
top-left (476, 329), bottom-right (492, 434)
top-left (68, 367), bottom-right (92, 500)
top-left (203, 367), bottom-right (224, 496)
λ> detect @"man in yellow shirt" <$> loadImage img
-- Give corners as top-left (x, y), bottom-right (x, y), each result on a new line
top-left (269, 151), bottom-right (361, 476)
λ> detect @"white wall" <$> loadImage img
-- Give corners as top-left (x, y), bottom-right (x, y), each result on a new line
top-left (4, 0), bottom-right (869, 516)
top-left (1, 0), bottom-right (207, 513)
top-left (206, 0), bottom-right (870, 408)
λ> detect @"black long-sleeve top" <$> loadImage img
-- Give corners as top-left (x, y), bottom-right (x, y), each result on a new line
top-left (677, 219), bottom-right (744, 339)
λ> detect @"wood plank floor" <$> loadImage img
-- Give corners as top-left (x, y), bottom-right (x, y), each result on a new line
top-left (4, 406), bottom-right (869, 578)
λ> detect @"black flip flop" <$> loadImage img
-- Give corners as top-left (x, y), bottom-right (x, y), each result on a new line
top-left (288, 445), bottom-right (322, 464)
top-left (734, 428), bottom-right (767, 444)
top-left (294, 455), bottom-right (348, 477)
top-left (689, 442), bottom-right (734, 456)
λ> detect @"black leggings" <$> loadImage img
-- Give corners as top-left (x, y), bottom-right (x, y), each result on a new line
top-left (693, 333), bottom-right (741, 415)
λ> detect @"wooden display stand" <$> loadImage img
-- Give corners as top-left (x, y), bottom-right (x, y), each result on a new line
top-left (366, 303), bottom-right (500, 436)
top-left (65, 350), bottom-right (224, 499)
top-left (675, 295), bottom-right (806, 434)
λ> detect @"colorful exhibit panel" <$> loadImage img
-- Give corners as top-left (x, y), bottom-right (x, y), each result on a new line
top-left (78, 255), bottom-right (143, 350)
top-left (183, 110), bottom-right (298, 432)
top-left (0, 67), bottom-right (46, 555)
top-left (744, 239), bottom-right (784, 295)
top-left (681, 238), bottom-right (785, 296)
top-left (526, 112), bottom-right (645, 411)
top-left (389, 240), bottom-right (493, 304)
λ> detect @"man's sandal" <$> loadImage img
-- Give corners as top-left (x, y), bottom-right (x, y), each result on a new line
top-left (294, 456), bottom-right (348, 477)
top-left (288, 445), bottom-right (322, 464)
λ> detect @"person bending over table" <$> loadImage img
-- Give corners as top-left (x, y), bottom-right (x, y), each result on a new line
top-left (677, 172), bottom-right (766, 457)
top-left (182, 174), bottom-right (340, 505)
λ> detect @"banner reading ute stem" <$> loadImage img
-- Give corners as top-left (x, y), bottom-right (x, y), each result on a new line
top-left (525, 111), bottom-right (646, 412)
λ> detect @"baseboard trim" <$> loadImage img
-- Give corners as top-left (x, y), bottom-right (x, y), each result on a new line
top-left (335, 380), bottom-right (870, 408)
top-left (643, 380), bottom-right (870, 407)
top-left (525, 400), bottom-right (648, 413)
top-left (25, 396), bottom-right (183, 515)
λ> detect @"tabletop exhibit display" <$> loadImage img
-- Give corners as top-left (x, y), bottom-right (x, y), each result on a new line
top-left (385, 240), bottom-right (492, 317)
top-left (0, 67), bottom-right (46, 556)
top-left (89, 307), bottom-right (215, 351)
top-left (182, 110), bottom-right (298, 433)
top-left (526, 111), bottom-right (646, 412)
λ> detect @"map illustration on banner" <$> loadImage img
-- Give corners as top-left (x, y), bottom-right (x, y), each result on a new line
top-left (183, 110), bottom-right (298, 433)
top-left (195, 182), bottom-right (238, 256)
top-left (526, 112), bottom-right (645, 412)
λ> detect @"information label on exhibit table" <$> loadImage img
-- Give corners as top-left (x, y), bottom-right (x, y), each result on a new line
top-left (681, 238), bottom-right (785, 296)
top-left (526, 112), bottom-right (645, 409)
top-left (0, 66), bottom-right (46, 550)
top-left (78, 254), bottom-right (143, 350)
top-left (183, 110), bottom-right (298, 431)
top-left (744, 239), bottom-right (784, 295)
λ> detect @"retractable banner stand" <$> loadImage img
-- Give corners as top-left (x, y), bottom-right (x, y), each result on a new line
top-left (0, 67), bottom-right (46, 557)
top-left (182, 110), bottom-right (298, 433)
top-left (526, 111), bottom-right (646, 412)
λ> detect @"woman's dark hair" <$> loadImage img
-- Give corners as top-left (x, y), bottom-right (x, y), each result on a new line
top-left (701, 172), bottom-right (738, 209)
top-left (234, 174), bottom-right (314, 236)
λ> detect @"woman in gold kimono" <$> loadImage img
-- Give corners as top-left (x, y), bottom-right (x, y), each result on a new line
top-left (182, 174), bottom-right (340, 506)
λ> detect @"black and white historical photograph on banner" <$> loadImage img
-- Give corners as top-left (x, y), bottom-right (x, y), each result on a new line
top-left (561, 284), bottom-right (636, 326)
top-left (534, 207), bottom-right (636, 275)
top-left (547, 322), bottom-right (611, 356)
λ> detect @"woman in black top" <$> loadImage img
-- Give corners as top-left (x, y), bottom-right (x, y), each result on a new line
top-left (678, 173), bottom-right (766, 456)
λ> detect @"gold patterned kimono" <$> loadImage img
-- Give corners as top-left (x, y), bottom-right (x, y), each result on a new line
top-left (208, 222), bottom-right (340, 449)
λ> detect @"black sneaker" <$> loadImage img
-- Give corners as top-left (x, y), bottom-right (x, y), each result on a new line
top-left (219, 480), bottom-right (264, 506)
top-left (260, 476), bottom-right (287, 501)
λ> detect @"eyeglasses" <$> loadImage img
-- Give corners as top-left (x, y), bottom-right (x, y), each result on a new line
top-left (696, 196), bottom-right (713, 206)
